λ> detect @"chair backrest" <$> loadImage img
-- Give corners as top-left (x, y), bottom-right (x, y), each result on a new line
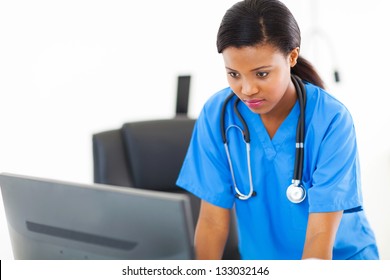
top-left (93, 129), bottom-right (133, 187)
top-left (92, 118), bottom-right (240, 259)
top-left (121, 118), bottom-right (195, 191)
top-left (122, 118), bottom-right (203, 233)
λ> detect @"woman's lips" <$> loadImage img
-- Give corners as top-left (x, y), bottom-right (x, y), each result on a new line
top-left (244, 99), bottom-right (265, 109)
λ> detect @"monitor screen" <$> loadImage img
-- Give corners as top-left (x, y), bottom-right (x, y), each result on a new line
top-left (0, 173), bottom-right (194, 260)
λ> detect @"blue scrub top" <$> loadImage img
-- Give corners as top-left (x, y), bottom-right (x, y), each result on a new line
top-left (176, 82), bottom-right (379, 260)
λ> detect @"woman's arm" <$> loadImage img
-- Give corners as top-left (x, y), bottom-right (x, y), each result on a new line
top-left (301, 211), bottom-right (343, 259)
top-left (194, 200), bottom-right (230, 260)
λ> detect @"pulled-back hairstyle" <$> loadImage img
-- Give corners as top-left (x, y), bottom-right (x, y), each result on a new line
top-left (217, 0), bottom-right (324, 89)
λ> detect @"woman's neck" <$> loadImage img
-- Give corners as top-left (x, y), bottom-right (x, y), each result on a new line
top-left (260, 82), bottom-right (297, 139)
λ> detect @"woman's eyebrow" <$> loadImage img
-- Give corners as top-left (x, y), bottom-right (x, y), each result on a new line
top-left (250, 65), bottom-right (272, 71)
top-left (225, 66), bottom-right (272, 72)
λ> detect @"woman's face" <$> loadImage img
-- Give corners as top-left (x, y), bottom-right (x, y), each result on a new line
top-left (222, 44), bottom-right (299, 117)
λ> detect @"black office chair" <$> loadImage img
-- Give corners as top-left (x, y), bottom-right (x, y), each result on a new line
top-left (93, 128), bottom-right (132, 188)
top-left (92, 117), bottom-right (240, 259)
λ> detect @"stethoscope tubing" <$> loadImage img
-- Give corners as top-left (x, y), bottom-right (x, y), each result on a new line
top-left (220, 75), bottom-right (306, 202)
top-left (291, 75), bottom-right (306, 184)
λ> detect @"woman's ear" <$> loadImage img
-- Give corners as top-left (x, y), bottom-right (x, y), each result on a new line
top-left (289, 47), bottom-right (300, 67)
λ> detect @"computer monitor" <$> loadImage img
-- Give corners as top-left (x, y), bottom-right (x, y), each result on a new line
top-left (0, 173), bottom-right (195, 260)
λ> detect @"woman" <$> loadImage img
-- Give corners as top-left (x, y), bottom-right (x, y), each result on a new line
top-left (176, 0), bottom-right (379, 260)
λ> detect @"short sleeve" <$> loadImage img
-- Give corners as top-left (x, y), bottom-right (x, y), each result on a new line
top-left (308, 108), bottom-right (363, 213)
top-left (176, 95), bottom-right (235, 209)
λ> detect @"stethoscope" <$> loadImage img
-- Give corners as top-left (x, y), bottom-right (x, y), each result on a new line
top-left (220, 75), bottom-right (307, 203)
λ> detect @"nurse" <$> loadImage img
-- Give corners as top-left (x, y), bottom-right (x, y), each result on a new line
top-left (176, 0), bottom-right (379, 260)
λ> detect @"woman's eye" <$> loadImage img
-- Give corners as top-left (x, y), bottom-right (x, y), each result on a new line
top-left (256, 72), bottom-right (268, 78)
top-left (228, 72), bottom-right (239, 78)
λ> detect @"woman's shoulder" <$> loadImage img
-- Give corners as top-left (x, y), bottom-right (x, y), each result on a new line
top-left (305, 82), bottom-right (352, 118)
top-left (200, 87), bottom-right (233, 119)
top-left (204, 87), bottom-right (232, 107)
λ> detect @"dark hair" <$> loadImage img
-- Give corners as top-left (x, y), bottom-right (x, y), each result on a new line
top-left (217, 0), bottom-right (324, 89)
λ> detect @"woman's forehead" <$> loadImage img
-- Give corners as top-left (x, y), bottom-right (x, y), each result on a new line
top-left (222, 44), bottom-right (286, 70)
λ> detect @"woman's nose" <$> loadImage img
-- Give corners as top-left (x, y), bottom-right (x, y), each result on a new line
top-left (241, 78), bottom-right (258, 96)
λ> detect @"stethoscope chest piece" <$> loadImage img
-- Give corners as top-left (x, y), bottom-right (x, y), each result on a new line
top-left (286, 182), bottom-right (306, 203)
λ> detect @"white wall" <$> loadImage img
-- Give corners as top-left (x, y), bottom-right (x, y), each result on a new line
top-left (1, 0), bottom-right (389, 259)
